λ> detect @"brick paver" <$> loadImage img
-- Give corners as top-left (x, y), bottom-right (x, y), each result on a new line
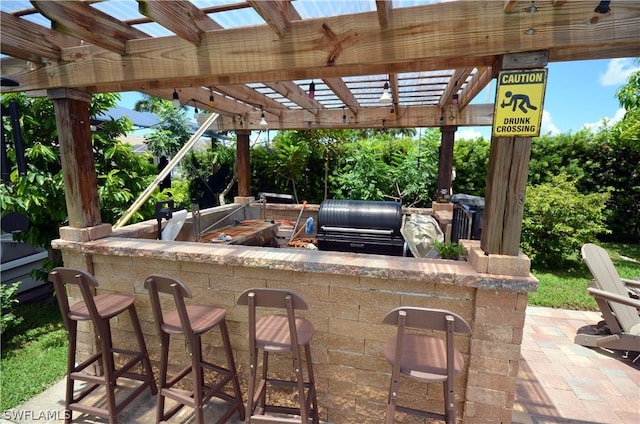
top-left (514, 306), bottom-right (640, 424)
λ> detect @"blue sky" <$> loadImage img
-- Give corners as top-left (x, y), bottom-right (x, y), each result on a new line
top-left (119, 57), bottom-right (638, 139)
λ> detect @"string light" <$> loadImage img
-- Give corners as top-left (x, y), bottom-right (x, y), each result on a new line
top-left (172, 89), bottom-right (180, 109)
top-left (259, 109), bottom-right (268, 126)
top-left (308, 80), bottom-right (316, 99)
top-left (380, 82), bottom-right (392, 103)
top-left (209, 88), bottom-right (215, 108)
top-left (342, 107), bottom-right (347, 124)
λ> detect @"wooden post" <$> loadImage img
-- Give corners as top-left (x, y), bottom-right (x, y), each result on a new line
top-left (48, 88), bottom-right (101, 228)
top-left (481, 137), bottom-right (531, 255)
top-left (436, 125), bottom-right (457, 201)
top-left (236, 130), bottom-right (251, 197)
top-left (481, 51), bottom-right (547, 256)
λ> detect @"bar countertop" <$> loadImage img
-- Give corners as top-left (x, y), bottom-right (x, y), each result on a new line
top-left (52, 236), bottom-right (538, 293)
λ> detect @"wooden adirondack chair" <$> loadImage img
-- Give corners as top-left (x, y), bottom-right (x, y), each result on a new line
top-left (574, 243), bottom-right (640, 352)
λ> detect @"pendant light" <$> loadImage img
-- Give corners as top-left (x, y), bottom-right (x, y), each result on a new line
top-left (308, 80), bottom-right (316, 99)
top-left (259, 110), bottom-right (268, 127)
top-left (172, 89), bottom-right (180, 109)
top-left (379, 82), bottom-right (392, 103)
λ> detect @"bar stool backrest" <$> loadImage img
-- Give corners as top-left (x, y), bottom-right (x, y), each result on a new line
top-left (49, 267), bottom-right (100, 330)
top-left (382, 307), bottom-right (471, 385)
top-left (382, 307), bottom-right (471, 333)
top-left (237, 288), bottom-right (309, 353)
top-left (237, 287), bottom-right (308, 310)
top-left (144, 274), bottom-right (194, 338)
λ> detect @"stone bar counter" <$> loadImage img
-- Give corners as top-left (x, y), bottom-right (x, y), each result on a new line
top-left (52, 202), bottom-right (537, 424)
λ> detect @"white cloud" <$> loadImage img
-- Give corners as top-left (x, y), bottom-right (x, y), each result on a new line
top-left (600, 58), bottom-right (640, 86)
top-left (455, 128), bottom-right (485, 141)
top-left (540, 110), bottom-right (560, 135)
top-left (583, 108), bottom-right (627, 132)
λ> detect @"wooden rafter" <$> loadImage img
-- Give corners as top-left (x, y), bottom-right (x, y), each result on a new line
top-left (137, 0), bottom-right (222, 46)
top-left (213, 84), bottom-right (285, 115)
top-left (438, 68), bottom-right (473, 110)
top-left (323, 77), bottom-right (361, 114)
top-left (388, 73), bottom-right (400, 112)
top-left (504, 1), bottom-right (520, 13)
top-left (0, 11), bottom-right (80, 61)
top-left (247, 0), bottom-right (293, 36)
top-left (375, 0), bottom-right (392, 28)
top-left (265, 81), bottom-right (323, 115)
top-left (31, 0), bottom-right (148, 54)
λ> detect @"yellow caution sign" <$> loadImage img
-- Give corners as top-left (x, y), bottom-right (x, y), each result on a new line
top-left (492, 69), bottom-right (547, 137)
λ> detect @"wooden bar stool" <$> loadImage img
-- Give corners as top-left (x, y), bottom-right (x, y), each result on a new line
top-left (381, 307), bottom-right (472, 424)
top-left (144, 274), bottom-right (245, 424)
top-left (237, 288), bottom-right (319, 423)
top-left (48, 267), bottom-right (157, 424)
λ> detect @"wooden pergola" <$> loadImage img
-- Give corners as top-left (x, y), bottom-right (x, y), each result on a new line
top-left (2, 0), bottom-right (639, 256)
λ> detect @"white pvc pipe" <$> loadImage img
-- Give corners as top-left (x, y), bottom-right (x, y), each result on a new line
top-left (113, 112), bottom-right (220, 229)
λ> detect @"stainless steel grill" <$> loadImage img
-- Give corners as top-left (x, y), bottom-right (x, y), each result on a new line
top-left (317, 200), bottom-right (405, 256)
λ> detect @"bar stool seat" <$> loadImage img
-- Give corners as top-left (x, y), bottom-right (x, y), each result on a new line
top-left (144, 274), bottom-right (245, 424)
top-left (68, 293), bottom-right (135, 320)
top-left (237, 288), bottom-right (319, 423)
top-left (160, 304), bottom-right (227, 334)
top-left (255, 314), bottom-right (314, 351)
top-left (49, 267), bottom-right (157, 424)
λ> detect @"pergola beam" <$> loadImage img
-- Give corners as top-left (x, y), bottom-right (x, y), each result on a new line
top-left (4, 1), bottom-right (637, 93)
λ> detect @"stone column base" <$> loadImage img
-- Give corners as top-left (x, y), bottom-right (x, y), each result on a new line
top-left (59, 224), bottom-right (112, 242)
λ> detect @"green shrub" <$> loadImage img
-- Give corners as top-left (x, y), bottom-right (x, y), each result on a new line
top-left (521, 174), bottom-right (610, 269)
top-left (453, 136), bottom-right (489, 196)
top-left (0, 282), bottom-right (23, 335)
top-left (434, 241), bottom-right (465, 260)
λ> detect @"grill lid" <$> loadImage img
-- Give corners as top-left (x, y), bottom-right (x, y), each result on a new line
top-left (318, 200), bottom-right (402, 233)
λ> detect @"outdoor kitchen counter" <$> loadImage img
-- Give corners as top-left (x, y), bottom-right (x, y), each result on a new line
top-left (53, 230), bottom-right (537, 424)
top-left (52, 236), bottom-right (537, 293)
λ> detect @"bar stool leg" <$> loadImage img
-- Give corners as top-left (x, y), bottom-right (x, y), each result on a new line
top-left (220, 321), bottom-right (245, 420)
top-left (64, 321), bottom-right (77, 424)
top-left (386, 374), bottom-right (399, 424)
top-left (192, 338), bottom-right (205, 424)
top-left (246, 347), bottom-right (258, 423)
top-left (293, 349), bottom-right (307, 421)
top-left (157, 333), bottom-right (170, 424)
top-left (444, 380), bottom-right (455, 424)
top-left (98, 323), bottom-right (118, 424)
top-left (128, 305), bottom-right (157, 395)
top-left (260, 351), bottom-right (269, 413)
top-left (304, 344), bottom-right (319, 424)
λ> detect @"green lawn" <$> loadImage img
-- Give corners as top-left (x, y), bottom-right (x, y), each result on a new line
top-left (0, 242), bottom-right (638, 412)
top-left (0, 297), bottom-right (67, 411)
top-left (530, 242), bottom-right (640, 310)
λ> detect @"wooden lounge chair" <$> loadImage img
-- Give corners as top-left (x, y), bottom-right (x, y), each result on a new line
top-left (574, 243), bottom-right (640, 352)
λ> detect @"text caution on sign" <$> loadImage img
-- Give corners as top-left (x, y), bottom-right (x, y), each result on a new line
top-left (493, 69), bottom-right (548, 137)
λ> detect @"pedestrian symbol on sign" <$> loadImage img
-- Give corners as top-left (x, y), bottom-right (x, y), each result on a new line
top-left (501, 91), bottom-right (538, 113)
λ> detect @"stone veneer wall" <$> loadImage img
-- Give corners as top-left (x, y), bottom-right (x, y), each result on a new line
top-left (53, 204), bottom-right (535, 424)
